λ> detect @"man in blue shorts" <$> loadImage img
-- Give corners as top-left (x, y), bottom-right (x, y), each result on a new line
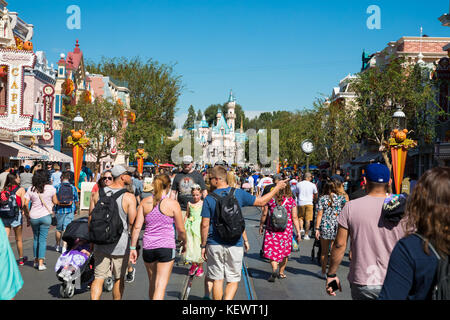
top-left (54, 171), bottom-right (79, 253)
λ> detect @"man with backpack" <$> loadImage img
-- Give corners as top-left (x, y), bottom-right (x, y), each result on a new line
top-left (200, 165), bottom-right (288, 300)
top-left (54, 171), bottom-right (79, 253)
top-left (88, 165), bottom-right (137, 300)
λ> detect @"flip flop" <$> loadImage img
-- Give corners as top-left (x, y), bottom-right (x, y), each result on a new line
top-left (278, 273), bottom-right (287, 279)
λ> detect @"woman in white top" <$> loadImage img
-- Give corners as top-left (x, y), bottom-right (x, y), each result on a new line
top-left (23, 169), bottom-right (58, 271)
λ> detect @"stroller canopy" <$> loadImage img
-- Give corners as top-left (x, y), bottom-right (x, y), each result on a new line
top-left (62, 217), bottom-right (90, 244)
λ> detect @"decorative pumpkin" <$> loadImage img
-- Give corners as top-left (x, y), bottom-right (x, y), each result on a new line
top-left (70, 129), bottom-right (75, 134)
top-left (72, 132), bottom-right (82, 140)
top-left (0, 66), bottom-right (6, 78)
top-left (23, 41), bottom-right (33, 51)
top-left (402, 129), bottom-right (408, 134)
top-left (14, 36), bottom-right (23, 50)
top-left (395, 131), bottom-right (407, 143)
top-left (78, 129), bottom-right (85, 136)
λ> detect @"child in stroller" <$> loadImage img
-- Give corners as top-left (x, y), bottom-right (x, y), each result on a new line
top-left (55, 217), bottom-right (95, 298)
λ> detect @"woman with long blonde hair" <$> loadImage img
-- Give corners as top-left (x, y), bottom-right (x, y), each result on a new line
top-left (129, 173), bottom-right (186, 300)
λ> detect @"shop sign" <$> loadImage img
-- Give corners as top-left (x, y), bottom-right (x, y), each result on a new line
top-left (0, 49), bottom-right (36, 131)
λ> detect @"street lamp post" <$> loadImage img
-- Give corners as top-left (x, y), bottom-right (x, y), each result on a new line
top-left (136, 138), bottom-right (147, 175)
top-left (301, 139), bottom-right (314, 173)
top-left (67, 112), bottom-right (88, 191)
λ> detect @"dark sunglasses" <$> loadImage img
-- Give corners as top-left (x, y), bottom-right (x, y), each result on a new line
top-left (102, 177), bottom-right (113, 181)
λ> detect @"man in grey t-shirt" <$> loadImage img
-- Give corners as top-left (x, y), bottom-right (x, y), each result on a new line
top-left (19, 165), bottom-right (33, 190)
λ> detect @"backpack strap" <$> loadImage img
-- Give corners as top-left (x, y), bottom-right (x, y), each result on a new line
top-left (412, 233), bottom-right (441, 260)
top-left (110, 189), bottom-right (127, 201)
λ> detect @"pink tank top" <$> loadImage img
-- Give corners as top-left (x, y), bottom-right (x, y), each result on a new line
top-left (143, 196), bottom-right (175, 250)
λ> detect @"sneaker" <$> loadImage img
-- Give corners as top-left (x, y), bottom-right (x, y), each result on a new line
top-left (189, 264), bottom-right (197, 276)
top-left (125, 267), bottom-right (136, 283)
top-left (38, 264), bottom-right (47, 271)
top-left (196, 267), bottom-right (204, 277)
top-left (304, 235), bottom-right (310, 240)
top-left (316, 270), bottom-right (326, 279)
top-left (18, 257), bottom-right (27, 266)
top-left (55, 245), bottom-right (61, 253)
top-left (300, 229), bottom-right (305, 236)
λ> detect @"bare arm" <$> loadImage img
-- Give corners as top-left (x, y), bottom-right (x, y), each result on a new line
top-left (291, 205), bottom-right (301, 237)
top-left (200, 217), bottom-right (210, 261)
top-left (253, 179), bottom-right (288, 207)
top-left (125, 192), bottom-right (137, 229)
top-left (172, 200), bottom-right (186, 246)
top-left (328, 225), bottom-right (349, 275)
top-left (259, 206), bottom-right (269, 234)
top-left (170, 190), bottom-right (178, 200)
top-left (88, 191), bottom-right (99, 225)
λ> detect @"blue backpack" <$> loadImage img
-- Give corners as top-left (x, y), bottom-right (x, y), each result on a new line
top-left (0, 186), bottom-right (19, 218)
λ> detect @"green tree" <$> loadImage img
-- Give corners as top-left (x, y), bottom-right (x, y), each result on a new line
top-left (183, 105), bottom-right (196, 129)
top-left (204, 104), bottom-right (225, 126)
top-left (62, 98), bottom-right (125, 172)
top-left (310, 97), bottom-right (360, 174)
top-left (196, 109), bottom-right (203, 121)
top-left (351, 57), bottom-right (442, 171)
top-left (86, 56), bottom-right (183, 162)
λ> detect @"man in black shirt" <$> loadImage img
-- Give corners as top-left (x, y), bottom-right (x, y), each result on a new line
top-left (170, 155), bottom-right (207, 218)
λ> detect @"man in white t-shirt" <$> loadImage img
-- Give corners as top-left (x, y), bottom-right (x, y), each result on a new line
top-left (247, 175), bottom-right (255, 195)
top-left (257, 175), bottom-right (273, 196)
top-left (296, 172), bottom-right (317, 239)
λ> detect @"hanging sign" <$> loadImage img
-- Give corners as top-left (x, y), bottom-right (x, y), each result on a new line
top-left (0, 49), bottom-right (36, 131)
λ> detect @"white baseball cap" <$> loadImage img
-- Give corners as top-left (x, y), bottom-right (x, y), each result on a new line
top-left (182, 155), bottom-right (193, 164)
top-left (111, 165), bottom-right (136, 178)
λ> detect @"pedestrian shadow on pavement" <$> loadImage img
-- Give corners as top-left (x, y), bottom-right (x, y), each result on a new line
top-left (246, 267), bottom-right (272, 280)
top-left (283, 265), bottom-right (321, 278)
top-left (48, 284), bottom-right (61, 299)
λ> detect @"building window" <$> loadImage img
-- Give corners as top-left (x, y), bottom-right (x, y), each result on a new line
top-left (55, 95), bottom-right (60, 114)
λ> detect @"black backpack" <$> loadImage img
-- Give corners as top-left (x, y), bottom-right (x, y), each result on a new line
top-left (0, 186), bottom-right (19, 219)
top-left (270, 198), bottom-right (288, 232)
top-left (89, 188), bottom-right (127, 245)
top-left (58, 183), bottom-right (74, 206)
top-left (209, 188), bottom-right (245, 244)
top-left (413, 233), bottom-right (450, 300)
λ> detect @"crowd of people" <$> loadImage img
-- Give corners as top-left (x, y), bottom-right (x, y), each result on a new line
top-left (0, 156), bottom-right (448, 301)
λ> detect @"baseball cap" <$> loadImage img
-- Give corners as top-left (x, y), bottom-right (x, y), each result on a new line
top-left (111, 165), bottom-right (136, 178)
top-left (183, 155), bottom-right (193, 164)
top-left (366, 163), bottom-right (390, 183)
top-left (25, 165), bottom-right (30, 170)
top-left (273, 174), bottom-right (283, 181)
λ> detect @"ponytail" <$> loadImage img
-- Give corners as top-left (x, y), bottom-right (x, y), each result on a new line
top-left (152, 174), bottom-right (171, 203)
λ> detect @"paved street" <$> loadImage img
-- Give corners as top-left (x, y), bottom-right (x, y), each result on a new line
top-left (9, 207), bottom-right (351, 300)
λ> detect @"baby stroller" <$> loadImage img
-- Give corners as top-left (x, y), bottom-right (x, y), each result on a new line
top-left (56, 217), bottom-right (114, 298)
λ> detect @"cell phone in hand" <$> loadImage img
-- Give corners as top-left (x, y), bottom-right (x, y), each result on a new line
top-left (328, 280), bottom-right (339, 292)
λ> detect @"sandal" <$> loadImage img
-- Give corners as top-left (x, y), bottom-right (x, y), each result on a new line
top-left (278, 273), bottom-right (287, 279)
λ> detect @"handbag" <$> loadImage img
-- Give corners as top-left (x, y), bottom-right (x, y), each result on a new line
top-left (38, 193), bottom-right (57, 226)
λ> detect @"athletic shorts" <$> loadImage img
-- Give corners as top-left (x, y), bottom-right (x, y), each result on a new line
top-left (299, 205), bottom-right (314, 221)
top-left (143, 248), bottom-right (176, 263)
top-left (93, 251), bottom-right (129, 280)
top-left (206, 244), bottom-right (244, 283)
top-left (0, 215), bottom-right (15, 228)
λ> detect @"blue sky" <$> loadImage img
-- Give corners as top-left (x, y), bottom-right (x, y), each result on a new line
top-left (13, 0), bottom-right (450, 127)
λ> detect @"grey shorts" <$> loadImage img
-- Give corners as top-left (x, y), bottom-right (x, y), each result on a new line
top-left (206, 244), bottom-right (244, 283)
top-left (350, 283), bottom-right (382, 300)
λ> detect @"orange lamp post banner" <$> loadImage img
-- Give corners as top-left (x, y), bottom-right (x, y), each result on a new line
top-left (384, 129), bottom-right (418, 194)
top-left (67, 129), bottom-right (90, 191)
top-left (135, 148), bottom-right (148, 175)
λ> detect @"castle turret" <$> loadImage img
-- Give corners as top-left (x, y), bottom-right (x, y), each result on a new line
top-left (226, 89), bottom-right (236, 132)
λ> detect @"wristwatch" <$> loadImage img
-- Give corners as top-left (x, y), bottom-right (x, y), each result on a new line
top-left (200, 244), bottom-right (207, 249)
top-left (326, 273), bottom-right (337, 278)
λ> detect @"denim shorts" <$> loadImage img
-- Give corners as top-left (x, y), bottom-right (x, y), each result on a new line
top-left (10, 212), bottom-right (23, 228)
top-left (56, 212), bottom-right (74, 232)
top-left (350, 283), bottom-right (382, 300)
